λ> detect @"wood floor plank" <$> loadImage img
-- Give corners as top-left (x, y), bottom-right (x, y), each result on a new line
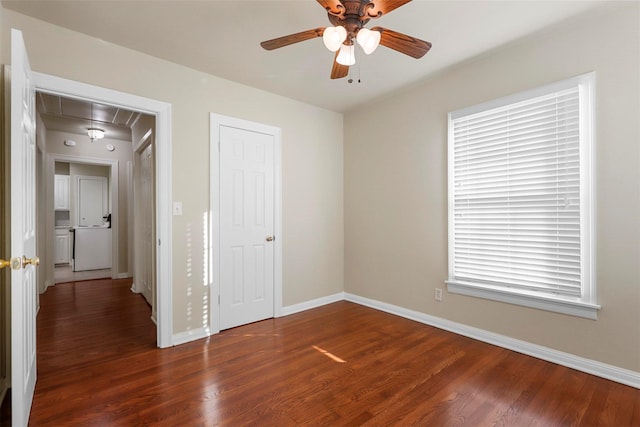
top-left (6, 278), bottom-right (637, 426)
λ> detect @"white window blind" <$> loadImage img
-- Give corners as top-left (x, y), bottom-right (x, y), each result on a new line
top-left (447, 74), bottom-right (597, 317)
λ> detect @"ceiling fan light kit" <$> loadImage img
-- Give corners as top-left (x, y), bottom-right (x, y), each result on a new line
top-left (336, 44), bottom-right (356, 66)
top-left (356, 27), bottom-right (381, 54)
top-left (323, 25), bottom-right (347, 51)
top-left (260, 0), bottom-right (432, 80)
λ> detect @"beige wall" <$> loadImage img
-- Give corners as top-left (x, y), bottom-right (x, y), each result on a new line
top-left (54, 161), bottom-right (69, 174)
top-left (0, 8), bottom-right (344, 334)
top-left (345, 2), bottom-right (640, 372)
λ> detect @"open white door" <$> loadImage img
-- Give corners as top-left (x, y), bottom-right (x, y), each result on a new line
top-left (10, 28), bottom-right (38, 427)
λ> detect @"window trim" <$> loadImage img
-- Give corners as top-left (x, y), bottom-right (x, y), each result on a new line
top-left (446, 73), bottom-right (599, 319)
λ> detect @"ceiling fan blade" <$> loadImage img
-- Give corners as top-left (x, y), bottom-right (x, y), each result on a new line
top-left (365, 0), bottom-right (413, 19)
top-left (317, 0), bottom-right (345, 17)
top-left (260, 28), bottom-right (325, 50)
top-left (371, 26), bottom-right (432, 59)
top-left (331, 51), bottom-right (349, 79)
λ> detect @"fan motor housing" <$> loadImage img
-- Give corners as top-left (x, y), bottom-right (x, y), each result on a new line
top-left (327, 0), bottom-right (372, 40)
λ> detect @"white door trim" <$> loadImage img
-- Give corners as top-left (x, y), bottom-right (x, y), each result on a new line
top-left (209, 113), bottom-right (283, 334)
top-left (34, 72), bottom-right (174, 348)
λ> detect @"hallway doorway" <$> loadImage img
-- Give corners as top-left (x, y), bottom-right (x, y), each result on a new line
top-left (33, 71), bottom-right (173, 347)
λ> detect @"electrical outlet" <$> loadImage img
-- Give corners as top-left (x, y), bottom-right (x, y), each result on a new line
top-left (434, 288), bottom-right (443, 301)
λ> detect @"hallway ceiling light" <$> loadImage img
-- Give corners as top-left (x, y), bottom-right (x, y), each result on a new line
top-left (87, 128), bottom-right (105, 142)
top-left (88, 102), bottom-right (105, 142)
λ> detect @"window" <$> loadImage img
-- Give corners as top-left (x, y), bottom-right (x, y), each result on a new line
top-left (446, 73), bottom-right (599, 319)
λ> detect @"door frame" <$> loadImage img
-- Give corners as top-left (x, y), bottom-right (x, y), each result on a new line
top-left (209, 113), bottom-right (283, 334)
top-left (34, 72), bottom-right (174, 348)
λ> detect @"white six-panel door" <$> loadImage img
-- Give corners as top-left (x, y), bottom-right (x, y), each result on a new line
top-left (10, 28), bottom-right (38, 427)
top-left (139, 143), bottom-right (155, 308)
top-left (219, 124), bottom-right (276, 330)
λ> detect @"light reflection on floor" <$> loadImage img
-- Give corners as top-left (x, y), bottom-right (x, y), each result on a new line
top-left (312, 345), bottom-right (346, 363)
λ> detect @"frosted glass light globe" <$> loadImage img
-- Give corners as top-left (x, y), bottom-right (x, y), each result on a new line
top-left (336, 44), bottom-right (356, 66)
top-left (323, 26), bottom-right (347, 52)
top-left (356, 28), bottom-right (381, 55)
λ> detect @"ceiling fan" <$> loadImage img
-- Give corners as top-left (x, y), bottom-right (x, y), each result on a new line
top-left (260, 0), bottom-right (432, 80)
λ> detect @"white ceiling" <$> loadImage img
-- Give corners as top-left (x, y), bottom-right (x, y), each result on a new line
top-left (36, 92), bottom-right (141, 141)
top-left (3, 0), bottom-right (609, 112)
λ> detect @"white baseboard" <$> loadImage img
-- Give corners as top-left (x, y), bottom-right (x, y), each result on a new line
top-left (168, 292), bottom-right (346, 347)
top-left (281, 292), bottom-right (345, 316)
top-left (172, 327), bottom-right (210, 346)
top-left (344, 293), bottom-right (640, 389)
top-left (115, 272), bottom-right (131, 279)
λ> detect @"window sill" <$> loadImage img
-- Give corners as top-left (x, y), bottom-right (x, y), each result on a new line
top-left (445, 280), bottom-right (601, 320)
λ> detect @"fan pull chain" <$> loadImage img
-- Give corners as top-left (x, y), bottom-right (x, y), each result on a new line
top-left (348, 45), bottom-right (354, 83)
top-left (348, 45), bottom-right (362, 84)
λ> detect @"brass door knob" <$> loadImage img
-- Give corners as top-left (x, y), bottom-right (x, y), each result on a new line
top-left (0, 257), bottom-right (23, 270)
top-left (22, 256), bottom-right (40, 268)
top-left (266, 236), bottom-right (275, 242)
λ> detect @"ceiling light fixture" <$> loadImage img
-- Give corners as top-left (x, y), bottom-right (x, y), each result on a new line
top-left (356, 28), bottom-right (381, 55)
top-left (322, 26), bottom-right (347, 52)
top-left (87, 102), bottom-right (105, 143)
top-left (323, 26), bottom-right (380, 66)
top-left (260, 0), bottom-right (432, 80)
top-left (87, 128), bottom-right (105, 142)
top-left (336, 43), bottom-right (355, 66)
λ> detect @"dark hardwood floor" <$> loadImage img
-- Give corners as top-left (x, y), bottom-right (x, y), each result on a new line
top-left (10, 279), bottom-right (640, 425)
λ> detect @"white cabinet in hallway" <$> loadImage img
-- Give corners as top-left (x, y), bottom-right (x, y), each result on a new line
top-left (54, 228), bottom-right (70, 264)
top-left (54, 174), bottom-right (70, 210)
